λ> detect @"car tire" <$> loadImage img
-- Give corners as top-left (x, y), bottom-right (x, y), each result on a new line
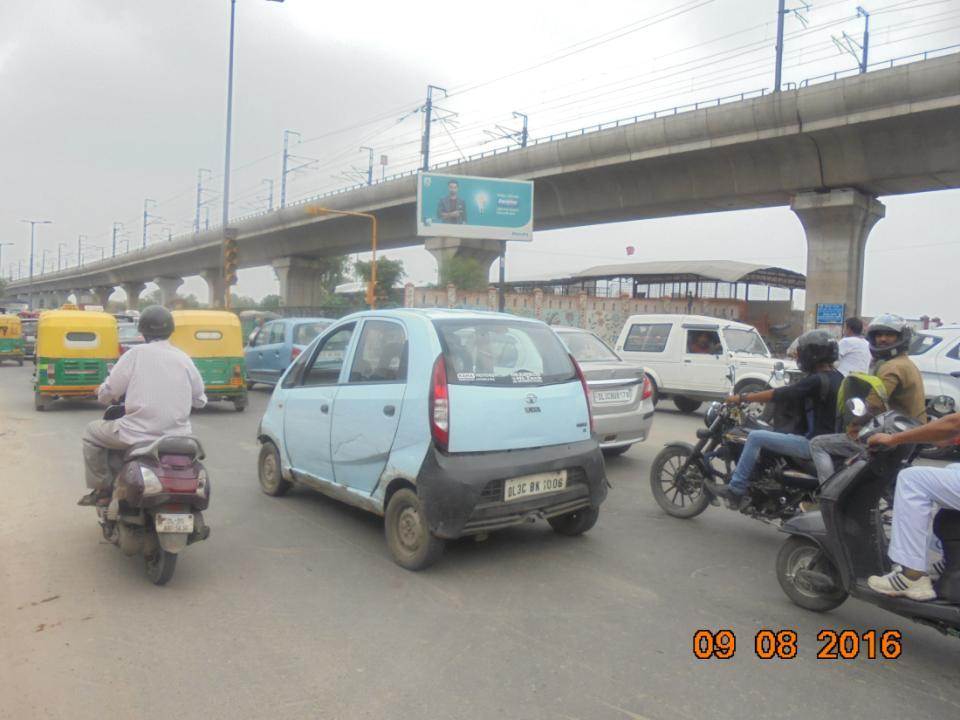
top-left (548, 506), bottom-right (599, 536)
top-left (258, 442), bottom-right (291, 497)
top-left (34, 391), bottom-right (48, 412)
top-left (602, 445), bottom-right (631, 458)
top-left (234, 398), bottom-right (247, 412)
top-left (384, 488), bottom-right (445, 571)
top-left (673, 396), bottom-right (701, 414)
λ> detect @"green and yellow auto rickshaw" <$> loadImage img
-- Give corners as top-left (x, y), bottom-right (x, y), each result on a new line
top-left (170, 310), bottom-right (248, 412)
top-left (0, 314), bottom-right (25, 366)
top-left (34, 310), bottom-right (119, 410)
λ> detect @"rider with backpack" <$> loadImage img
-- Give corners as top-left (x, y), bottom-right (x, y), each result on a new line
top-left (712, 330), bottom-right (843, 508)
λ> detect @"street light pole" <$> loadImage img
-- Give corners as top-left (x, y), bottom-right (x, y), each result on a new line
top-left (78, 234), bottom-right (88, 267)
top-left (307, 206), bottom-right (378, 309)
top-left (0, 243), bottom-right (12, 278)
top-left (20, 219), bottom-right (52, 299)
top-left (220, 0), bottom-right (285, 309)
top-left (57, 242), bottom-right (68, 271)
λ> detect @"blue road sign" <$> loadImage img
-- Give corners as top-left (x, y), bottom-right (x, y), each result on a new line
top-left (816, 303), bottom-right (846, 325)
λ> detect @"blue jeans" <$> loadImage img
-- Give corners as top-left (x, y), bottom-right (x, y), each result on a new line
top-left (728, 430), bottom-right (812, 495)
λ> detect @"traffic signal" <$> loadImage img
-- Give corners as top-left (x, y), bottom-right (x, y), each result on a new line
top-left (223, 230), bottom-right (239, 286)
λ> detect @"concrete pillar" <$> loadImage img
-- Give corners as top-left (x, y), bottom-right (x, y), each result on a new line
top-left (94, 286), bottom-right (115, 309)
top-left (425, 237), bottom-right (501, 286)
top-left (202, 268), bottom-right (226, 309)
top-left (73, 289), bottom-right (95, 306)
top-left (272, 257), bottom-right (329, 307)
top-left (122, 281), bottom-right (145, 311)
top-left (154, 277), bottom-right (183, 308)
top-left (791, 189), bottom-right (885, 331)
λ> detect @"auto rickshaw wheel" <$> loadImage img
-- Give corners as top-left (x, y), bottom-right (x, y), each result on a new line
top-left (34, 391), bottom-right (50, 411)
top-left (233, 397), bottom-right (248, 412)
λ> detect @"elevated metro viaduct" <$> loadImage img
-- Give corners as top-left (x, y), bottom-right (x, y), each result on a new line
top-left (9, 52), bottom-right (960, 329)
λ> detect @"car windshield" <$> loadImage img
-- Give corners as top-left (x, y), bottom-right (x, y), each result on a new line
top-left (294, 321), bottom-right (330, 346)
top-left (561, 330), bottom-right (619, 362)
top-left (723, 328), bottom-right (769, 356)
top-left (909, 334), bottom-right (942, 355)
top-left (434, 318), bottom-right (577, 386)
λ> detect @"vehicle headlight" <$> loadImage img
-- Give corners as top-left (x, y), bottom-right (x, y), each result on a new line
top-left (141, 466), bottom-right (163, 495)
top-left (705, 402), bottom-right (721, 427)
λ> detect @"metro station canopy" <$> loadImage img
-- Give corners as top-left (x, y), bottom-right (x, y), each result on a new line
top-left (505, 260), bottom-right (805, 297)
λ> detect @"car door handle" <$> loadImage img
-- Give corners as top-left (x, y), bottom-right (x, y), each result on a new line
top-left (383, 405), bottom-right (396, 417)
top-left (320, 404), bottom-right (329, 414)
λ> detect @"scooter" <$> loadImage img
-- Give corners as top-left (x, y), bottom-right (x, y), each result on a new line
top-left (92, 405), bottom-right (211, 585)
top-left (776, 399), bottom-right (960, 637)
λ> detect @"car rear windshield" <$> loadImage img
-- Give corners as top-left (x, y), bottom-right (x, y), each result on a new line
top-left (561, 330), bottom-right (619, 362)
top-left (118, 324), bottom-right (141, 341)
top-left (433, 318), bottom-right (577, 386)
top-left (294, 321), bottom-right (330, 346)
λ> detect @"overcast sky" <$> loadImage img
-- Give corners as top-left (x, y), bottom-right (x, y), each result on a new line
top-left (2, 0), bottom-right (958, 319)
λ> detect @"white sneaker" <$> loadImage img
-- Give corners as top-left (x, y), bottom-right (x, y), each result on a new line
top-left (867, 570), bottom-right (936, 601)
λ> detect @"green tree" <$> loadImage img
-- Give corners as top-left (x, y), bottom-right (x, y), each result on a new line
top-left (313, 256), bottom-right (350, 301)
top-left (229, 293), bottom-right (259, 310)
top-left (260, 294), bottom-right (282, 310)
top-left (354, 257), bottom-right (405, 303)
top-left (439, 256), bottom-right (490, 291)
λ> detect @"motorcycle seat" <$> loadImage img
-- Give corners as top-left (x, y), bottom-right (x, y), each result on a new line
top-left (781, 468), bottom-right (819, 491)
top-left (124, 435), bottom-right (205, 463)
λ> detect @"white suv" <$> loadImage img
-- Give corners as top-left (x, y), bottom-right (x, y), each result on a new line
top-left (613, 314), bottom-right (794, 413)
top-left (910, 325), bottom-right (960, 410)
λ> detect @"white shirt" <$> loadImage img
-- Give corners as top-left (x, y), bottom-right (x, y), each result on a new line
top-left (97, 340), bottom-right (207, 445)
top-left (836, 336), bottom-right (872, 377)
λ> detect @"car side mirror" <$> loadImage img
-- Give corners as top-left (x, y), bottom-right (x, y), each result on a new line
top-left (846, 397), bottom-right (869, 419)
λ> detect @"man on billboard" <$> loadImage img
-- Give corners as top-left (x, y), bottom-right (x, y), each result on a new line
top-left (436, 180), bottom-right (467, 224)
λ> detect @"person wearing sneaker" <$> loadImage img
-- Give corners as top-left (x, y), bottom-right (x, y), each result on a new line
top-left (712, 330), bottom-right (842, 509)
top-left (78, 305), bottom-right (207, 506)
top-left (865, 411), bottom-right (960, 600)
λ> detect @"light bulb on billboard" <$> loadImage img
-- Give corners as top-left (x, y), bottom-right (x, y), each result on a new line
top-left (475, 192), bottom-right (489, 216)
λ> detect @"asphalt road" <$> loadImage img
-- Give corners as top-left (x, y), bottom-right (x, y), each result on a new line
top-left (1, 363), bottom-right (958, 720)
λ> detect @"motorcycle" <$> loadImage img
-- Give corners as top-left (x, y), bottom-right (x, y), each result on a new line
top-left (776, 399), bottom-right (960, 637)
top-left (649, 401), bottom-right (822, 523)
top-left (91, 405), bottom-right (211, 585)
top-left (918, 394), bottom-right (958, 460)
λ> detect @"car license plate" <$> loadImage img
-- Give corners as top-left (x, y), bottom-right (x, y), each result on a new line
top-left (593, 388), bottom-right (632, 404)
top-left (504, 470), bottom-right (567, 502)
top-left (154, 513), bottom-right (194, 534)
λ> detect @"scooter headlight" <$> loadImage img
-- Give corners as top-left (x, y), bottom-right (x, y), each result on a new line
top-left (141, 466), bottom-right (163, 495)
top-left (704, 402), bottom-right (721, 427)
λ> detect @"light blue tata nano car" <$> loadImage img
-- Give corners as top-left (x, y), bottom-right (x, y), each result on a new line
top-left (256, 308), bottom-right (608, 570)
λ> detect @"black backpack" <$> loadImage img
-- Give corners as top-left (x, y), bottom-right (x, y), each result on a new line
top-left (769, 372), bottom-right (831, 438)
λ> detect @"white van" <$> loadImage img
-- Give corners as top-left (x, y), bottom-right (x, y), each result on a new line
top-left (613, 314), bottom-right (794, 413)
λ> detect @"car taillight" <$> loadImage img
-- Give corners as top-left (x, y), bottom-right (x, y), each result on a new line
top-left (571, 354), bottom-right (594, 433)
top-left (641, 374), bottom-right (653, 400)
top-left (429, 354), bottom-right (449, 450)
top-left (291, 346), bottom-right (301, 360)
top-left (233, 364), bottom-right (242, 376)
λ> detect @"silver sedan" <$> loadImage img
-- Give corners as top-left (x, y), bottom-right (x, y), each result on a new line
top-left (554, 327), bottom-right (655, 457)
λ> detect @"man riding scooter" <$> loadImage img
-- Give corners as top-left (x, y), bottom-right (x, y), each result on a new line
top-left (866, 412), bottom-right (960, 599)
top-left (809, 314), bottom-right (926, 485)
top-left (712, 330), bottom-right (842, 508)
top-left (79, 306), bottom-right (207, 506)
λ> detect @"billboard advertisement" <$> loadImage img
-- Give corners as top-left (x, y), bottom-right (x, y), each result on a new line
top-left (416, 172), bottom-right (534, 241)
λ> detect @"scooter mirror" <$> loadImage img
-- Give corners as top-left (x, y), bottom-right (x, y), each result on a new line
top-left (846, 397), bottom-right (869, 419)
top-left (931, 395), bottom-right (956, 416)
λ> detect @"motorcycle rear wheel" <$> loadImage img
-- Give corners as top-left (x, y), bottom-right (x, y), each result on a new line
top-left (649, 446), bottom-right (711, 519)
top-left (776, 536), bottom-right (847, 612)
top-left (145, 544), bottom-right (178, 586)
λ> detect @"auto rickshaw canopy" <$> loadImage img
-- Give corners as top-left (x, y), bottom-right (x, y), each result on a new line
top-left (0, 315), bottom-right (22, 338)
top-left (170, 310), bottom-right (244, 358)
top-left (36, 310), bottom-right (120, 359)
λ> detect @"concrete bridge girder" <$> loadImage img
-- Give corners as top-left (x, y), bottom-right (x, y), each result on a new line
top-left (792, 188), bottom-right (886, 331)
top-left (272, 257), bottom-right (332, 308)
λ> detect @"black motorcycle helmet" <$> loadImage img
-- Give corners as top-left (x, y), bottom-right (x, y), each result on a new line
top-left (138, 305), bottom-right (174, 341)
top-left (866, 313), bottom-right (913, 361)
top-left (796, 329), bottom-right (839, 373)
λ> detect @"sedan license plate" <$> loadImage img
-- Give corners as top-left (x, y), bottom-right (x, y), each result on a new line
top-left (504, 470), bottom-right (567, 502)
top-left (593, 388), bottom-right (632, 404)
top-left (154, 513), bottom-right (194, 534)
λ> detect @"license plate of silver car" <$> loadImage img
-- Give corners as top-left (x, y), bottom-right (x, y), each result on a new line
top-left (504, 470), bottom-right (567, 502)
top-left (593, 388), bottom-right (631, 404)
top-left (154, 513), bottom-right (194, 534)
